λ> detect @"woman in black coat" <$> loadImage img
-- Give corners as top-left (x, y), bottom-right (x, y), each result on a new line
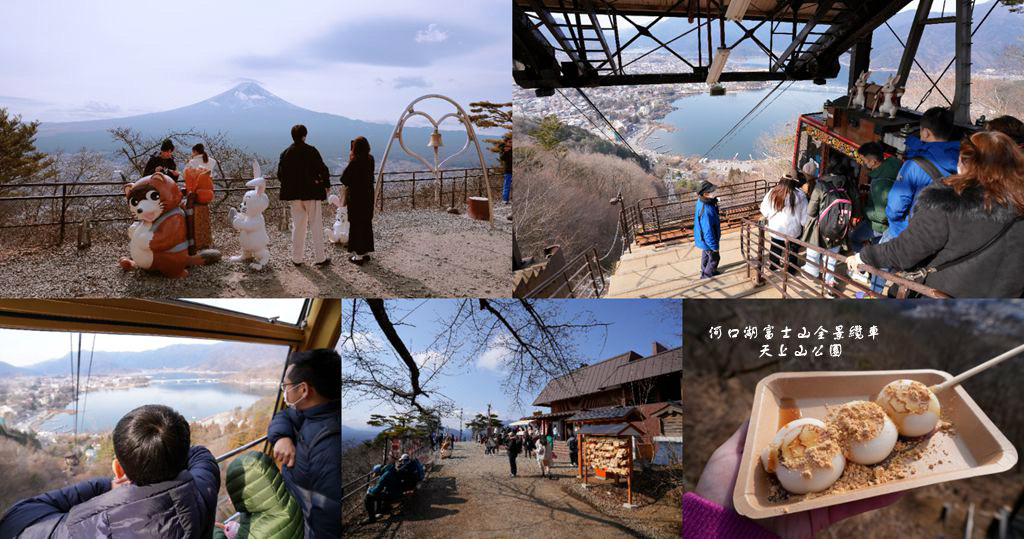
top-left (848, 131), bottom-right (1024, 297)
top-left (340, 137), bottom-right (375, 265)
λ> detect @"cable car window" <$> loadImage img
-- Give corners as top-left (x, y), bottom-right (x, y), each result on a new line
top-left (0, 327), bottom-right (289, 521)
top-left (181, 298), bottom-right (307, 326)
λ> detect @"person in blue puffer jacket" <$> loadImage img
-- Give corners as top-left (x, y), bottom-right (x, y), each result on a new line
top-left (884, 107), bottom-right (961, 240)
top-left (694, 180), bottom-right (721, 278)
top-left (268, 349), bottom-right (341, 539)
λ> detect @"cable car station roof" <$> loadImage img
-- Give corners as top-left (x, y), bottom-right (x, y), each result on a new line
top-left (514, 0), bottom-right (914, 91)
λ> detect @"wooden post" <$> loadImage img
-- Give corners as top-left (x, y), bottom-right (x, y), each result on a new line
top-left (627, 436), bottom-right (633, 506)
top-left (582, 434), bottom-right (587, 485)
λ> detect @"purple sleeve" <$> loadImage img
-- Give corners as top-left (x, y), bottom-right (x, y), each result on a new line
top-left (682, 492), bottom-right (778, 539)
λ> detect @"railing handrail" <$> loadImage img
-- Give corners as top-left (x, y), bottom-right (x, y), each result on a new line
top-left (740, 218), bottom-right (952, 299)
top-left (521, 247), bottom-right (606, 298)
top-left (215, 435), bottom-right (268, 463)
top-left (0, 167), bottom-right (500, 194)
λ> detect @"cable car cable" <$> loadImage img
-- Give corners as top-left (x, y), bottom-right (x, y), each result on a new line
top-left (79, 334), bottom-right (96, 439)
top-left (701, 79), bottom-right (786, 159)
top-left (555, 88), bottom-right (619, 146)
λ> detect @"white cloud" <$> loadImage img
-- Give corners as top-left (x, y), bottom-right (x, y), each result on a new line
top-left (415, 23), bottom-right (449, 43)
top-left (413, 349), bottom-right (445, 371)
top-left (477, 336), bottom-right (513, 371)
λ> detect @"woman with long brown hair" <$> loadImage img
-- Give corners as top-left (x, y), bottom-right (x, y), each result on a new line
top-left (850, 130), bottom-right (1024, 297)
top-left (758, 175), bottom-right (808, 275)
top-left (340, 136), bottom-right (375, 265)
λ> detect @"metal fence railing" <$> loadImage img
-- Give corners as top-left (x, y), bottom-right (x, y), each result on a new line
top-left (739, 218), bottom-right (952, 299)
top-left (0, 167), bottom-right (501, 244)
top-left (521, 248), bottom-right (607, 298)
top-left (341, 438), bottom-right (437, 523)
top-left (620, 179), bottom-right (769, 249)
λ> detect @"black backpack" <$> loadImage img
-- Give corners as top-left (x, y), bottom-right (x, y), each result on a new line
top-left (816, 181), bottom-right (854, 246)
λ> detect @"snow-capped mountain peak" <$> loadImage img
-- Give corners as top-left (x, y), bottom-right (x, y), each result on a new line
top-left (200, 82), bottom-right (297, 111)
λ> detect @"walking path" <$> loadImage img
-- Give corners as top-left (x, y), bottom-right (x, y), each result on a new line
top-left (347, 443), bottom-right (677, 538)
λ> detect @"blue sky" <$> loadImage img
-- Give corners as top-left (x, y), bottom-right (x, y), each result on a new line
top-left (341, 299), bottom-right (682, 430)
top-left (0, 1), bottom-right (510, 123)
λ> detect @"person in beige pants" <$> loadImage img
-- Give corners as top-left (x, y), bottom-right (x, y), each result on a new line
top-left (277, 124), bottom-right (331, 266)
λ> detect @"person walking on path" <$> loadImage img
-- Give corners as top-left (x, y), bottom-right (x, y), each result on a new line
top-left (507, 434), bottom-right (522, 478)
top-left (694, 180), bottom-right (721, 278)
top-left (535, 438), bottom-right (551, 478)
top-left (340, 136), bottom-right (375, 265)
top-left (278, 124), bottom-right (331, 266)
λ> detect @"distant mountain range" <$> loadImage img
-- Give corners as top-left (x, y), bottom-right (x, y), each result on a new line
top-left (32, 82), bottom-right (491, 169)
top-left (2, 341), bottom-right (287, 377)
top-left (342, 425), bottom-right (381, 446)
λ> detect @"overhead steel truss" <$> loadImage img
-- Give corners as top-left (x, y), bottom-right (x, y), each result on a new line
top-left (514, 0), bottom-right (915, 93)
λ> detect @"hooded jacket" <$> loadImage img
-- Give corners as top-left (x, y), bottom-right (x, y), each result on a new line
top-left (0, 446), bottom-right (219, 539)
top-left (865, 157), bottom-right (901, 234)
top-left (694, 196), bottom-right (721, 251)
top-left (266, 400), bottom-right (341, 539)
top-left (885, 136), bottom-right (960, 237)
top-left (861, 183), bottom-right (1024, 298)
top-left (212, 451), bottom-right (302, 539)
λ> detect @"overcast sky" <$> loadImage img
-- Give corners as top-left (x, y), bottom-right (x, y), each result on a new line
top-left (0, 0), bottom-right (510, 123)
top-left (0, 299), bottom-right (305, 367)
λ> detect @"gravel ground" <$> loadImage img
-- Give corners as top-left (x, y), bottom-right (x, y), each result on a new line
top-left (345, 442), bottom-right (679, 539)
top-left (0, 205), bottom-right (512, 298)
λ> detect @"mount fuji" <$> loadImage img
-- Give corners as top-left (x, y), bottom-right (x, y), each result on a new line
top-left (34, 82), bottom-right (483, 168)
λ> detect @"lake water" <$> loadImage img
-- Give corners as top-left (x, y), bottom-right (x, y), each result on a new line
top-left (40, 372), bottom-right (272, 433)
top-left (644, 82), bottom-right (843, 160)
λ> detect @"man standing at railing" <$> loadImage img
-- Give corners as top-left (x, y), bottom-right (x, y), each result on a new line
top-left (268, 349), bottom-right (341, 538)
top-left (278, 124), bottom-right (331, 266)
top-left (143, 139), bottom-right (180, 181)
top-left (694, 180), bottom-right (722, 279)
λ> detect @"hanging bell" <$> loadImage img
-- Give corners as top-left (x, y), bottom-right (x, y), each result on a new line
top-left (428, 129), bottom-right (443, 148)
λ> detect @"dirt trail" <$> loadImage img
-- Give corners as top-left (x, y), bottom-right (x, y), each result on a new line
top-left (347, 442), bottom-right (671, 539)
top-left (0, 206), bottom-right (512, 298)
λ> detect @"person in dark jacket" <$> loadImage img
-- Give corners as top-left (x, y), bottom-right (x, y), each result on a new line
top-left (885, 107), bottom-right (961, 239)
top-left (363, 464), bottom-right (401, 524)
top-left (506, 435), bottom-right (522, 478)
top-left (143, 139), bottom-right (180, 181)
top-left (0, 404), bottom-right (219, 539)
top-left (567, 435), bottom-right (578, 467)
top-left (849, 131), bottom-right (1024, 298)
top-left (501, 139), bottom-right (513, 203)
top-left (694, 180), bottom-right (721, 279)
top-left (278, 124), bottom-right (331, 266)
top-left (268, 349), bottom-right (341, 539)
top-left (339, 136), bottom-right (375, 265)
top-left (799, 173), bottom-right (852, 294)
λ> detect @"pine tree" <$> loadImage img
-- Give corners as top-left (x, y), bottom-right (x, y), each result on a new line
top-left (533, 115), bottom-right (564, 151)
top-left (0, 108), bottom-right (50, 189)
top-left (469, 101), bottom-right (513, 156)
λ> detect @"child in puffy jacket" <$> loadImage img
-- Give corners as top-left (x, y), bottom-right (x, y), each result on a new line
top-left (694, 181), bottom-right (721, 279)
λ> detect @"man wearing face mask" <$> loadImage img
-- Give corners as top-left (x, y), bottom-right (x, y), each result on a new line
top-left (267, 348), bottom-right (341, 539)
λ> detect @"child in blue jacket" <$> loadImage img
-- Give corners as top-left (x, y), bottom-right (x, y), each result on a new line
top-left (694, 181), bottom-right (721, 278)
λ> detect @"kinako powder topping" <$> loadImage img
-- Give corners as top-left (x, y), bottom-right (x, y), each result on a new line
top-left (776, 423), bottom-right (843, 479)
top-left (881, 381), bottom-right (932, 415)
top-left (828, 400), bottom-right (888, 459)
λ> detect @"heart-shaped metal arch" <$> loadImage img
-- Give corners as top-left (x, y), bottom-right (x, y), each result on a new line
top-left (375, 94), bottom-right (494, 228)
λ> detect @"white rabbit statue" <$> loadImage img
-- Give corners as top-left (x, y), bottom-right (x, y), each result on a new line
top-left (851, 70), bottom-right (870, 109)
top-left (876, 75), bottom-right (902, 119)
top-left (325, 193), bottom-right (349, 245)
top-left (229, 161), bottom-right (271, 270)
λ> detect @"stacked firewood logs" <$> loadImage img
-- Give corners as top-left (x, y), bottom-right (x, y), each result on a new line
top-left (584, 436), bottom-right (630, 476)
